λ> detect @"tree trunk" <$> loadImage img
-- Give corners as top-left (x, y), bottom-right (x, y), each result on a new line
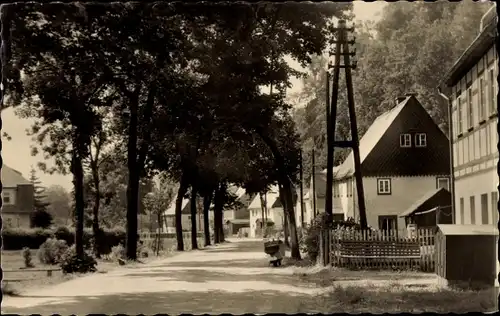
top-left (280, 177), bottom-right (301, 260)
top-left (156, 212), bottom-right (162, 255)
top-left (255, 129), bottom-right (301, 260)
top-left (72, 151), bottom-right (85, 259)
top-left (190, 185), bottom-right (198, 250)
top-left (125, 90), bottom-right (140, 261)
top-left (203, 190), bottom-right (213, 247)
top-left (175, 171), bottom-right (188, 251)
top-left (278, 185), bottom-right (290, 247)
top-left (259, 193), bottom-right (266, 237)
top-left (91, 166), bottom-right (101, 258)
top-left (213, 182), bottom-right (225, 244)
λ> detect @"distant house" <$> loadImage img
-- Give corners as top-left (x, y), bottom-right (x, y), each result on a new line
top-left (248, 185), bottom-right (299, 238)
top-left (161, 198), bottom-right (211, 234)
top-left (330, 95), bottom-right (451, 231)
top-left (248, 186), bottom-right (284, 238)
top-left (1, 165), bottom-right (35, 228)
top-left (224, 186), bottom-right (252, 235)
top-left (301, 168), bottom-right (347, 227)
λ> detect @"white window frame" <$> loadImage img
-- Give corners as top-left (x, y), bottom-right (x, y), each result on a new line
top-left (479, 77), bottom-right (486, 121)
top-left (436, 177), bottom-right (450, 191)
top-left (399, 133), bottom-right (411, 148)
top-left (2, 192), bottom-right (13, 205)
top-left (489, 68), bottom-right (496, 115)
top-left (457, 96), bottom-right (463, 134)
top-left (467, 88), bottom-right (473, 129)
top-left (377, 178), bottom-right (391, 195)
top-left (415, 133), bottom-right (427, 148)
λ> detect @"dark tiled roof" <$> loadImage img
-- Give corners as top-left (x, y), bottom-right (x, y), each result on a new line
top-left (1, 165), bottom-right (31, 188)
top-left (333, 97), bottom-right (411, 179)
top-left (399, 188), bottom-right (450, 217)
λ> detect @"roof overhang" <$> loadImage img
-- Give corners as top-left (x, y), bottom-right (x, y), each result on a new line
top-left (439, 15), bottom-right (497, 90)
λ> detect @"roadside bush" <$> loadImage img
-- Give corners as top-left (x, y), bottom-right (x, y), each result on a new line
top-left (21, 247), bottom-right (34, 268)
top-left (37, 238), bottom-right (69, 265)
top-left (2, 227), bottom-right (54, 250)
top-left (59, 245), bottom-right (97, 274)
top-left (300, 214), bottom-right (362, 262)
top-left (110, 244), bottom-right (126, 261)
top-left (2, 226), bottom-right (127, 251)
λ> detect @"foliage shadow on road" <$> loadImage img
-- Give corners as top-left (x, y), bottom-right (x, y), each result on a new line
top-left (2, 290), bottom-right (319, 314)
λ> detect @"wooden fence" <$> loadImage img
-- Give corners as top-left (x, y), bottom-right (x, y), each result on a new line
top-left (327, 228), bottom-right (435, 272)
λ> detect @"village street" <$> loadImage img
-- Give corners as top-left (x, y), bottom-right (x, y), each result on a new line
top-left (2, 239), bottom-right (333, 315)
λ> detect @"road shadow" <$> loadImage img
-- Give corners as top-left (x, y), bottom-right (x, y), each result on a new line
top-left (1, 290), bottom-right (319, 315)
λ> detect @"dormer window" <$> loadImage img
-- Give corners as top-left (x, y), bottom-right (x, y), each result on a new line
top-left (415, 133), bottom-right (427, 147)
top-left (400, 134), bottom-right (411, 148)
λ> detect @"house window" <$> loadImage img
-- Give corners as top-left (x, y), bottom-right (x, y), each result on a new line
top-left (492, 191), bottom-right (498, 226)
top-left (377, 178), bottom-right (391, 195)
top-left (2, 192), bottom-right (13, 205)
top-left (460, 197), bottom-right (465, 224)
top-left (457, 97), bottom-right (463, 134)
top-left (347, 179), bottom-right (353, 197)
top-left (378, 215), bottom-right (397, 231)
top-left (489, 69), bottom-right (496, 115)
top-left (479, 77), bottom-right (486, 121)
top-left (481, 193), bottom-right (489, 225)
top-left (415, 133), bottom-right (427, 147)
top-left (436, 177), bottom-right (450, 191)
top-left (467, 88), bottom-right (473, 128)
top-left (470, 196), bottom-right (476, 224)
top-left (400, 133), bottom-right (411, 148)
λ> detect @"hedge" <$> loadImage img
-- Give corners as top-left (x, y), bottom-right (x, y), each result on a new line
top-left (2, 226), bottom-right (126, 253)
top-left (2, 227), bottom-right (206, 253)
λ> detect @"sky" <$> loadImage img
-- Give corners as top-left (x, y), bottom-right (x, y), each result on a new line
top-left (0, 1), bottom-right (386, 191)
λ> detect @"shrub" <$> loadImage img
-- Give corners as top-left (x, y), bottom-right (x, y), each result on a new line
top-left (59, 245), bottom-right (97, 274)
top-left (2, 227), bottom-right (54, 250)
top-left (30, 210), bottom-right (54, 229)
top-left (111, 244), bottom-right (126, 261)
top-left (2, 226), bottom-right (127, 251)
top-left (300, 214), bottom-right (362, 262)
top-left (21, 247), bottom-right (34, 268)
top-left (54, 226), bottom-right (72, 243)
top-left (37, 238), bottom-right (69, 265)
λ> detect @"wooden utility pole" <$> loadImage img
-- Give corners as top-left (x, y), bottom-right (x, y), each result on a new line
top-left (327, 20), bottom-right (368, 230)
top-left (299, 148), bottom-right (305, 228)
top-left (311, 148), bottom-right (317, 218)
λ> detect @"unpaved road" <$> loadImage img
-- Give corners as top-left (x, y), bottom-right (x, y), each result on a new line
top-left (1, 239), bottom-right (438, 315)
top-left (1, 240), bottom-right (327, 314)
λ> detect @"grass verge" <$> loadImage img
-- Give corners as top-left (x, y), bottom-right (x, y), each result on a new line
top-left (302, 283), bottom-right (497, 313)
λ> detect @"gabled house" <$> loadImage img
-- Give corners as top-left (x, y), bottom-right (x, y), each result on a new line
top-left (224, 186), bottom-right (252, 235)
top-left (162, 198), bottom-right (211, 234)
top-left (248, 185), bottom-right (299, 237)
top-left (248, 186), bottom-right (283, 238)
top-left (332, 95), bottom-right (451, 231)
top-left (1, 165), bottom-right (35, 228)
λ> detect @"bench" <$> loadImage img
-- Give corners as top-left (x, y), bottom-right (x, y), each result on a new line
top-left (3, 268), bottom-right (61, 277)
top-left (332, 240), bottom-right (421, 269)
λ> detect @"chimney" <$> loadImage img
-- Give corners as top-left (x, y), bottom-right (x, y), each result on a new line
top-left (480, 5), bottom-right (496, 32)
top-left (395, 96), bottom-right (406, 105)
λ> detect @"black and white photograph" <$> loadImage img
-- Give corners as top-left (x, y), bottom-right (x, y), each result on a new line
top-left (0, 0), bottom-right (498, 314)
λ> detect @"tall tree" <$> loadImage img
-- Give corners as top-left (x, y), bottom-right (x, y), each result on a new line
top-left (28, 166), bottom-right (50, 213)
top-left (142, 173), bottom-right (176, 255)
top-left (6, 3), bottom-right (110, 259)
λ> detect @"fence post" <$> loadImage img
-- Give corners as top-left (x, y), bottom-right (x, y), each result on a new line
top-left (318, 229), bottom-right (323, 266)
